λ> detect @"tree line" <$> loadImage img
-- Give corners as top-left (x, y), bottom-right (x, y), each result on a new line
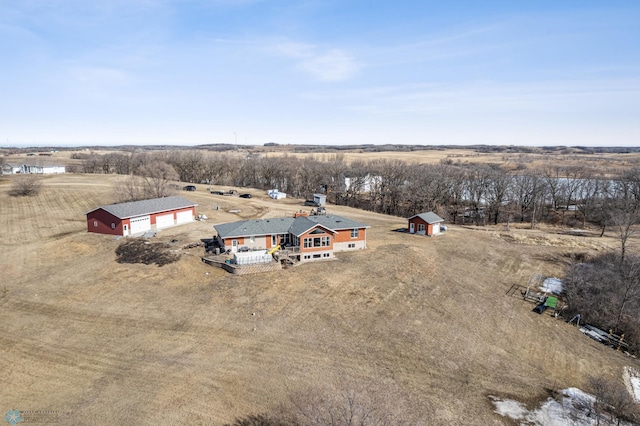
top-left (78, 150), bottom-right (640, 232)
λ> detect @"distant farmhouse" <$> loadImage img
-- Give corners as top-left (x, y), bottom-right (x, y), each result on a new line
top-left (408, 212), bottom-right (445, 236)
top-left (2, 163), bottom-right (66, 175)
top-left (85, 196), bottom-right (197, 236)
top-left (214, 212), bottom-right (369, 262)
top-left (343, 174), bottom-right (381, 193)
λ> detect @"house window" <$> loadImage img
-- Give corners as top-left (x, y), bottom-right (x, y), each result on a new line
top-left (111, 223), bottom-right (115, 229)
top-left (351, 228), bottom-right (359, 238)
top-left (348, 243), bottom-right (355, 248)
top-left (321, 236), bottom-right (330, 247)
top-left (250, 235), bottom-right (255, 243)
top-left (304, 255), bottom-right (311, 260)
top-left (93, 221), bottom-right (98, 227)
top-left (418, 224), bottom-right (425, 232)
top-left (313, 254), bottom-right (321, 259)
top-left (304, 238), bottom-right (311, 248)
top-left (323, 253), bottom-right (330, 258)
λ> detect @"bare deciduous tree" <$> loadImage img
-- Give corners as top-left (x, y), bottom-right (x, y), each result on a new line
top-left (138, 160), bottom-right (179, 199)
top-left (113, 175), bottom-right (145, 203)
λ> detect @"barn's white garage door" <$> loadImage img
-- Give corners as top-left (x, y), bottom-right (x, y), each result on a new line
top-left (130, 215), bottom-right (151, 234)
top-left (176, 210), bottom-right (193, 224)
top-left (155, 213), bottom-right (174, 229)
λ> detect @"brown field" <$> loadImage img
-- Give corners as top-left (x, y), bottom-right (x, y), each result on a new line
top-left (1, 173), bottom-right (639, 425)
top-left (5, 146), bottom-right (640, 172)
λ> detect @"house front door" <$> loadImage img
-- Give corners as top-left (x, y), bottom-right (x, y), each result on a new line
top-left (231, 240), bottom-right (238, 253)
top-left (409, 222), bottom-right (415, 234)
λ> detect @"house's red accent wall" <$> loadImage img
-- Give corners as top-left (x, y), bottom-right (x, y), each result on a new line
top-left (409, 217), bottom-right (436, 236)
top-left (299, 227), bottom-right (333, 253)
top-left (87, 209), bottom-right (124, 236)
top-left (334, 227), bottom-right (366, 243)
top-left (223, 237), bottom-right (245, 247)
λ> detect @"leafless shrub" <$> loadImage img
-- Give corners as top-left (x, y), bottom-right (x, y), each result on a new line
top-left (588, 375), bottom-right (640, 424)
top-left (563, 252), bottom-right (640, 353)
top-left (224, 414), bottom-right (288, 426)
top-left (9, 175), bottom-right (42, 196)
top-left (231, 382), bottom-right (421, 426)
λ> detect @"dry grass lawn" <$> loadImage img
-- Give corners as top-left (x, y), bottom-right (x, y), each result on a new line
top-left (1, 173), bottom-right (639, 425)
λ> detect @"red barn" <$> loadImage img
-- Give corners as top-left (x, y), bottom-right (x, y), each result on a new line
top-left (85, 196), bottom-right (198, 236)
top-left (407, 212), bottom-right (444, 237)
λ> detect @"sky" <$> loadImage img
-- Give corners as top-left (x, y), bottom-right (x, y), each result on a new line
top-left (1, 1), bottom-right (639, 147)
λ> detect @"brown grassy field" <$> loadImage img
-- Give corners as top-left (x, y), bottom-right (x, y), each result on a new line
top-left (5, 146), bottom-right (640, 172)
top-left (1, 173), bottom-right (639, 425)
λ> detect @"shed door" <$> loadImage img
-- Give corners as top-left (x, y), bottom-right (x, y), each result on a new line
top-left (130, 216), bottom-right (151, 234)
top-left (155, 213), bottom-right (174, 229)
top-left (409, 222), bottom-right (415, 234)
top-left (176, 210), bottom-right (193, 224)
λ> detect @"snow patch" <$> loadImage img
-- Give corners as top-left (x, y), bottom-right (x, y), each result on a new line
top-left (624, 366), bottom-right (640, 403)
top-left (490, 396), bottom-right (527, 419)
top-left (631, 377), bottom-right (640, 402)
top-left (491, 387), bottom-right (631, 426)
top-left (540, 277), bottom-right (563, 295)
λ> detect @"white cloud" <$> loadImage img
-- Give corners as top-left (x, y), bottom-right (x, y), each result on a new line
top-left (69, 66), bottom-right (130, 84)
top-left (273, 41), bottom-right (362, 82)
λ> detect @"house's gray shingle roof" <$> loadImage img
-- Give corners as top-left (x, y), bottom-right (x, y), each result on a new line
top-left (288, 217), bottom-right (318, 237)
top-left (307, 215), bottom-right (369, 230)
top-left (214, 214), bottom-right (369, 238)
top-left (215, 217), bottom-right (294, 239)
top-left (409, 212), bottom-right (444, 224)
top-left (86, 196), bottom-right (197, 219)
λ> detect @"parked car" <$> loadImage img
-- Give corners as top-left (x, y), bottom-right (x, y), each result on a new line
top-left (210, 190), bottom-right (224, 195)
top-left (239, 193), bottom-right (252, 199)
top-left (183, 185), bottom-right (196, 191)
top-left (223, 190), bottom-right (238, 196)
top-left (304, 200), bottom-right (317, 206)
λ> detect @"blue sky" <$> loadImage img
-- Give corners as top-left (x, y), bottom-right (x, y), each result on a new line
top-left (1, 1), bottom-right (639, 147)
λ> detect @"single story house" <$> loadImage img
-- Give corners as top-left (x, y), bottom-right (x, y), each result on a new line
top-left (1, 163), bottom-right (66, 175)
top-left (85, 196), bottom-right (197, 236)
top-left (343, 174), bottom-right (381, 193)
top-left (214, 212), bottom-right (369, 262)
top-left (408, 212), bottom-right (444, 236)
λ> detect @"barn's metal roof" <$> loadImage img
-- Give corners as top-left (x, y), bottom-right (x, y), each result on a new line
top-left (85, 196), bottom-right (197, 219)
top-left (214, 214), bottom-right (368, 238)
top-left (408, 212), bottom-right (444, 224)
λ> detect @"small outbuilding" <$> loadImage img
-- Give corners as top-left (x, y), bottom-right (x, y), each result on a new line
top-left (313, 193), bottom-right (326, 207)
top-left (85, 196), bottom-right (197, 236)
top-left (407, 212), bottom-right (445, 236)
